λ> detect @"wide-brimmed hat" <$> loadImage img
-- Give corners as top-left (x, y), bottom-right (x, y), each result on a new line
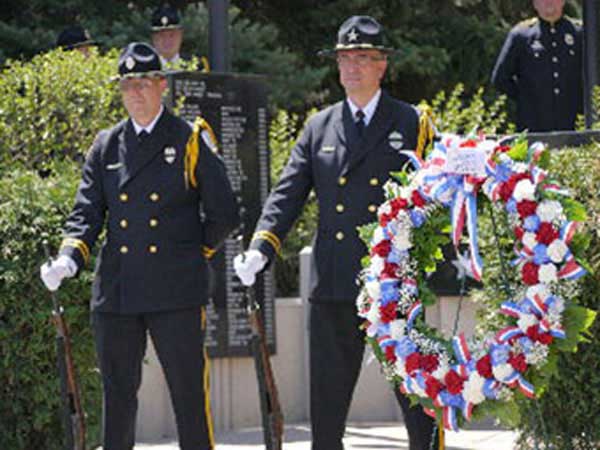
top-left (319, 15), bottom-right (394, 56)
top-left (56, 25), bottom-right (97, 50)
top-left (151, 4), bottom-right (183, 31)
top-left (114, 42), bottom-right (165, 80)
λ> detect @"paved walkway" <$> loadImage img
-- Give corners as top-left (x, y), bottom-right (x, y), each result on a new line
top-left (128, 422), bottom-right (517, 449)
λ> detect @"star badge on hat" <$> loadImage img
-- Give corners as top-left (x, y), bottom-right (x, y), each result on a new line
top-left (125, 57), bottom-right (135, 70)
top-left (388, 131), bottom-right (404, 150)
top-left (164, 146), bottom-right (176, 164)
top-left (161, 16), bottom-right (168, 26)
top-left (347, 28), bottom-right (359, 42)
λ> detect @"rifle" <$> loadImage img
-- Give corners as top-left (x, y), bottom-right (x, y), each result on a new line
top-left (245, 285), bottom-right (284, 450)
top-left (43, 243), bottom-right (86, 450)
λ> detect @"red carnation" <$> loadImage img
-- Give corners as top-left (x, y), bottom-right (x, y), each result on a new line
top-left (526, 325), bottom-right (541, 341)
top-left (514, 226), bottom-right (525, 240)
top-left (379, 302), bottom-right (397, 323)
top-left (522, 262), bottom-right (539, 285)
top-left (405, 352), bottom-right (422, 375)
top-left (517, 200), bottom-right (538, 219)
top-left (385, 345), bottom-right (397, 363)
top-left (421, 354), bottom-right (439, 373)
top-left (390, 198), bottom-right (408, 215)
top-left (381, 262), bottom-right (399, 279)
top-left (476, 354), bottom-right (493, 378)
top-left (536, 222), bottom-right (559, 245)
top-left (495, 145), bottom-right (511, 154)
top-left (444, 370), bottom-right (465, 395)
top-left (379, 214), bottom-right (391, 227)
top-left (460, 139), bottom-right (478, 148)
top-left (372, 239), bottom-right (392, 257)
top-left (499, 173), bottom-right (529, 202)
top-left (411, 190), bottom-right (427, 208)
top-left (508, 353), bottom-right (527, 373)
top-left (425, 376), bottom-right (444, 399)
top-left (538, 332), bottom-right (554, 345)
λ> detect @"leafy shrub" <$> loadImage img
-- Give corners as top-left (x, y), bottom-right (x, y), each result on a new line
top-left (0, 161), bottom-right (102, 450)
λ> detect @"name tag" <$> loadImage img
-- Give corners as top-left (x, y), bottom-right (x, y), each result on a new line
top-left (105, 162), bottom-right (123, 170)
top-left (445, 147), bottom-right (486, 176)
top-left (321, 146), bottom-right (335, 153)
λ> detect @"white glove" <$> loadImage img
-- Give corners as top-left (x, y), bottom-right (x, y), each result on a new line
top-left (233, 250), bottom-right (268, 286)
top-left (40, 255), bottom-right (77, 291)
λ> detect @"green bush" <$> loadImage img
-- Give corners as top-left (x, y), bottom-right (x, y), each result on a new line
top-left (0, 48), bottom-right (124, 174)
top-left (0, 161), bottom-right (102, 450)
top-left (512, 145), bottom-right (600, 449)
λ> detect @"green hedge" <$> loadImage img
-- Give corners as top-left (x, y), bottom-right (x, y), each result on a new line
top-left (0, 161), bottom-right (102, 450)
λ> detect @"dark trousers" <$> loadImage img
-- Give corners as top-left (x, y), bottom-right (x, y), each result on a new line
top-left (92, 307), bottom-right (214, 450)
top-left (309, 303), bottom-right (438, 450)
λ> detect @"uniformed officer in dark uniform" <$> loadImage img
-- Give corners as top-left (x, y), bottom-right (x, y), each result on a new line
top-left (491, 0), bottom-right (583, 132)
top-left (151, 3), bottom-right (210, 72)
top-left (56, 24), bottom-right (98, 57)
top-left (234, 16), bottom-right (438, 450)
top-left (41, 42), bottom-right (239, 450)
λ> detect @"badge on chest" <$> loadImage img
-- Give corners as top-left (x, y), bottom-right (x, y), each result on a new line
top-left (388, 131), bottom-right (404, 150)
top-left (163, 146), bottom-right (176, 164)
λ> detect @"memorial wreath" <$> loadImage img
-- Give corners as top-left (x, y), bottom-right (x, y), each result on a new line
top-left (356, 133), bottom-right (594, 431)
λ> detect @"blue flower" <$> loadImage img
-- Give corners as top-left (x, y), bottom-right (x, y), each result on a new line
top-left (410, 209), bottom-right (426, 228)
top-left (380, 279), bottom-right (399, 304)
top-left (490, 343), bottom-right (510, 365)
top-left (523, 214), bottom-right (541, 232)
top-left (505, 198), bottom-right (517, 214)
top-left (496, 163), bottom-right (513, 182)
top-left (518, 337), bottom-right (534, 353)
top-left (396, 336), bottom-right (417, 357)
top-left (387, 247), bottom-right (405, 264)
top-left (533, 244), bottom-right (549, 265)
top-left (439, 391), bottom-right (465, 409)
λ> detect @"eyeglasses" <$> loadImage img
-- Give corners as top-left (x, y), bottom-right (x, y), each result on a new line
top-left (119, 78), bottom-right (157, 92)
top-left (336, 54), bottom-right (386, 67)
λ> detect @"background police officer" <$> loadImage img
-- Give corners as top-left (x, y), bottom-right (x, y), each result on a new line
top-left (40, 42), bottom-right (239, 450)
top-left (56, 24), bottom-right (97, 57)
top-left (150, 3), bottom-right (209, 72)
top-left (234, 16), bottom-right (437, 450)
top-left (491, 0), bottom-right (583, 132)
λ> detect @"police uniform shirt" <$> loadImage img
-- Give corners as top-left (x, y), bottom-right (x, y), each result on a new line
top-left (249, 91), bottom-right (419, 303)
top-left (347, 89), bottom-right (381, 125)
top-left (59, 108), bottom-right (240, 313)
top-left (491, 16), bottom-right (583, 132)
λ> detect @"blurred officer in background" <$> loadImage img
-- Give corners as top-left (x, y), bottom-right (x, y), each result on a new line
top-left (492, 0), bottom-right (583, 131)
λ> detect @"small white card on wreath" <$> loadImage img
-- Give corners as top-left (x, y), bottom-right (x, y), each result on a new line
top-left (445, 147), bottom-right (487, 176)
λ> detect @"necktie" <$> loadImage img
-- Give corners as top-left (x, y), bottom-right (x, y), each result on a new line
top-left (138, 130), bottom-right (150, 144)
top-left (356, 109), bottom-right (365, 138)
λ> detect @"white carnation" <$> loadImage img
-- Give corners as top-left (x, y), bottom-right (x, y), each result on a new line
top-left (395, 358), bottom-right (408, 378)
top-left (513, 179), bottom-right (536, 201)
top-left (526, 284), bottom-right (550, 300)
top-left (536, 200), bottom-right (563, 223)
top-left (492, 363), bottom-right (514, 382)
top-left (463, 372), bottom-right (486, 405)
top-left (547, 239), bottom-right (568, 264)
top-left (389, 319), bottom-right (407, 341)
top-left (370, 255), bottom-right (385, 277)
top-left (432, 361), bottom-right (450, 381)
top-left (372, 227), bottom-right (385, 245)
top-left (513, 162), bottom-right (529, 174)
top-left (365, 280), bottom-right (381, 301)
top-left (393, 231), bottom-right (412, 251)
top-left (517, 313), bottom-right (539, 332)
top-left (538, 263), bottom-right (558, 284)
top-left (378, 202), bottom-right (392, 216)
top-left (549, 296), bottom-right (565, 314)
top-left (366, 303), bottom-right (380, 329)
top-left (522, 232), bottom-right (538, 250)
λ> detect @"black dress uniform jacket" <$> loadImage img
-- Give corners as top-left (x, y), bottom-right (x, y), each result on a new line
top-left (250, 91), bottom-right (418, 303)
top-left (60, 108), bottom-right (240, 313)
top-left (492, 16), bottom-right (583, 132)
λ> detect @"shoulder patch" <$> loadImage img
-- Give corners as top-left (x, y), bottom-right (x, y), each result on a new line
top-left (565, 16), bottom-right (583, 27)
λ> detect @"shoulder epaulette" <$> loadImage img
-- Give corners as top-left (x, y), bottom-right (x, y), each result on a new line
top-left (184, 115), bottom-right (219, 189)
top-left (565, 16), bottom-right (582, 27)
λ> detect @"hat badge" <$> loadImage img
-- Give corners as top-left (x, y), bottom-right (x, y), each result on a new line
top-left (388, 131), bottom-right (404, 150)
top-left (161, 16), bottom-right (169, 25)
top-left (125, 56), bottom-right (135, 70)
top-left (347, 27), bottom-right (359, 42)
top-left (164, 146), bottom-right (176, 164)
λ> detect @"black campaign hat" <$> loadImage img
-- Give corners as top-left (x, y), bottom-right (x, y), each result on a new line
top-left (115, 42), bottom-right (165, 80)
top-left (319, 16), bottom-right (394, 56)
top-left (56, 25), bottom-right (97, 50)
top-left (151, 4), bottom-right (183, 31)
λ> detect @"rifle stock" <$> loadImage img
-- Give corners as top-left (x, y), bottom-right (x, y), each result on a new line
top-left (246, 289), bottom-right (284, 450)
top-left (44, 244), bottom-right (86, 450)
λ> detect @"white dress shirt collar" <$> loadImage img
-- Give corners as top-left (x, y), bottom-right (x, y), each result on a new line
top-left (131, 105), bottom-right (164, 136)
top-left (346, 89), bottom-right (382, 126)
